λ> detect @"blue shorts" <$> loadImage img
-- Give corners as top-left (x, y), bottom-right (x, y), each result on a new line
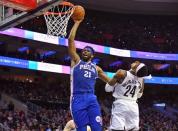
top-left (71, 94), bottom-right (102, 131)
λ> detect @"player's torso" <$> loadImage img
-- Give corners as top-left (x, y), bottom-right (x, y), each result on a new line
top-left (71, 60), bottom-right (98, 95)
top-left (113, 71), bottom-right (143, 101)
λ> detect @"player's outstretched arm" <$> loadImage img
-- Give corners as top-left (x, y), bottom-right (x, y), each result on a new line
top-left (96, 67), bottom-right (126, 85)
top-left (96, 66), bottom-right (115, 92)
top-left (68, 21), bottom-right (81, 66)
top-left (96, 66), bottom-right (110, 83)
top-left (105, 69), bottom-right (126, 92)
top-left (138, 79), bottom-right (144, 98)
top-left (139, 79), bottom-right (144, 93)
top-left (108, 69), bottom-right (126, 86)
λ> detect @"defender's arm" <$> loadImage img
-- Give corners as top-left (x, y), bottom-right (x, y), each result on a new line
top-left (96, 66), bottom-right (110, 83)
top-left (105, 69), bottom-right (126, 92)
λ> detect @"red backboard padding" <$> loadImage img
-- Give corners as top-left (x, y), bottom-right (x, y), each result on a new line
top-left (0, 0), bottom-right (37, 11)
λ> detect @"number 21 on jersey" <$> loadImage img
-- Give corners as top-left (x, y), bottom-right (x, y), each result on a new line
top-left (84, 71), bottom-right (91, 78)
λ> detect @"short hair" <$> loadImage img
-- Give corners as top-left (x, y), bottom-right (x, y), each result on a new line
top-left (83, 46), bottom-right (95, 55)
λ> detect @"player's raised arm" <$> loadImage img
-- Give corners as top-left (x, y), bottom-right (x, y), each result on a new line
top-left (68, 21), bottom-right (81, 65)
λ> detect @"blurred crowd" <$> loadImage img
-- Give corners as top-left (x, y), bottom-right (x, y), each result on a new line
top-left (1, 10), bottom-right (178, 77)
top-left (0, 104), bottom-right (70, 130)
top-left (18, 10), bottom-right (178, 53)
top-left (1, 7), bottom-right (178, 131)
top-left (1, 44), bottom-right (178, 77)
top-left (140, 107), bottom-right (178, 131)
top-left (0, 78), bottom-right (178, 130)
top-left (0, 78), bottom-right (69, 105)
top-left (0, 44), bottom-right (62, 65)
top-left (0, 77), bottom-right (71, 130)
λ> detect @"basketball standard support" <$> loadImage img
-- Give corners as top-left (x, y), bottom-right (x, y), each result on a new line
top-left (0, 5), bottom-right (3, 21)
top-left (0, 0), bottom-right (62, 31)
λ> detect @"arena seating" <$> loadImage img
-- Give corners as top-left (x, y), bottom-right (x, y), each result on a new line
top-left (18, 10), bottom-right (178, 53)
top-left (0, 78), bottom-right (178, 130)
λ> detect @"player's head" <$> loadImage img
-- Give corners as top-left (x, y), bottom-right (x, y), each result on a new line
top-left (131, 61), bottom-right (140, 70)
top-left (131, 61), bottom-right (148, 77)
top-left (81, 46), bottom-right (95, 62)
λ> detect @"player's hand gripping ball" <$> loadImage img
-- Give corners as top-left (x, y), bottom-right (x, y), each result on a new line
top-left (72, 5), bottom-right (85, 21)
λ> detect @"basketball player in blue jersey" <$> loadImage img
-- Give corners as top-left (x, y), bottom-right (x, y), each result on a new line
top-left (68, 20), bottom-right (110, 131)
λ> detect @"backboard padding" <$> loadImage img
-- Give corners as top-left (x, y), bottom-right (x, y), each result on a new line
top-left (0, 0), bottom-right (62, 31)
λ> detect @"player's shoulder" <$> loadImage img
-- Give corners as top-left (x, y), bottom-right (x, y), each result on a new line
top-left (138, 77), bottom-right (144, 84)
top-left (115, 69), bottom-right (127, 78)
top-left (71, 59), bottom-right (81, 68)
top-left (95, 65), bottom-right (102, 71)
top-left (118, 69), bottom-right (126, 73)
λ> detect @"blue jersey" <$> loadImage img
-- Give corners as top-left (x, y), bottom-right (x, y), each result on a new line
top-left (70, 60), bottom-right (98, 95)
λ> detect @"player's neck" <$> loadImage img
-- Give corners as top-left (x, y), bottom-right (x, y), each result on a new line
top-left (129, 69), bottom-right (136, 76)
top-left (82, 59), bottom-right (92, 63)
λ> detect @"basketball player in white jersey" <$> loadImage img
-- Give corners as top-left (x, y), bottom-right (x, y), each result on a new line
top-left (63, 120), bottom-right (91, 131)
top-left (105, 61), bottom-right (149, 131)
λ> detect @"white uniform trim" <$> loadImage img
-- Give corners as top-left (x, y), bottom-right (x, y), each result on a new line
top-left (70, 60), bottom-right (81, 96)
top-left (70, 60), bottom-right (81, 126)
top-left (91, 62), bottom-right (98, 79)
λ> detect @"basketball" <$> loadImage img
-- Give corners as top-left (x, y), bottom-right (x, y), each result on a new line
top-left (72, 5), bottom-right (85, 21)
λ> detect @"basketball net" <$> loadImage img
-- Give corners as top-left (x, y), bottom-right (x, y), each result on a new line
top-left (44, 1), bottom-right (74, 37)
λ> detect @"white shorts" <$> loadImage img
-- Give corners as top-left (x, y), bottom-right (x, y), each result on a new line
top-left (110, 99), bottom-right (139, 131)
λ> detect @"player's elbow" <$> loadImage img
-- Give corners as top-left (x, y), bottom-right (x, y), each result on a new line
top-left (105, 83), bottom-right (114, 92)
top-left (68, 49), bottom-right (73, 57)
top-left (68, 38), bottom-right (74, 44)
top-left (108, 81), bottom-right (115, 86)
top-left (137, 93), bottom-right (143, 98)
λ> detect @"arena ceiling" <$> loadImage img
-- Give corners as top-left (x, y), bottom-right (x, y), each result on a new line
top-left (71, 0), bottom-right (178, 15)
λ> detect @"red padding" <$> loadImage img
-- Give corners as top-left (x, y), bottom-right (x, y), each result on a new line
top-left (0, 0), bottom-right (37, 11)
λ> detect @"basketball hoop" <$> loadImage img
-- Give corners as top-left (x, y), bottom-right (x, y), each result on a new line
top-left (44, 1), bottom-right (74, 37)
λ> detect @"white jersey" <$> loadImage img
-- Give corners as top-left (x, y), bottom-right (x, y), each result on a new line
top-left (112, 71), bottom-right (143, 101)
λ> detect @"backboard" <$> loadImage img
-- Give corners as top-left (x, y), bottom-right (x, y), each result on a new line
top-left (0, 0), bottom-right (63, 31)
